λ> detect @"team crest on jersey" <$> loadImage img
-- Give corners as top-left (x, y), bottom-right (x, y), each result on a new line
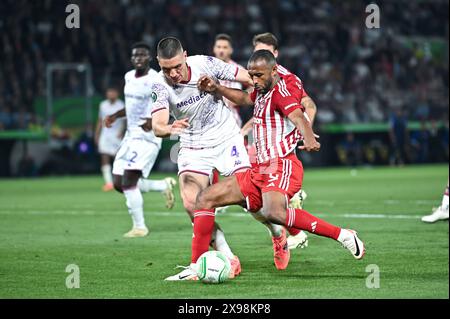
top-left (151, 92), bottom-right (157, 102)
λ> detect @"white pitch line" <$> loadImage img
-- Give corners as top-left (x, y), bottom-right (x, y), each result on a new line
top-left (0, 199), bottom-right (437, 210)
top-left (0, 210), bottom-right (423, 219)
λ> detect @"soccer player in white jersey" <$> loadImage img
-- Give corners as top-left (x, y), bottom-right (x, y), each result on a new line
top-left (150, 37), bottom-right (251, 280)
top-left (95, 87), bottom-right (125, 192)
top-left (104, 42), bottom-right (176, 238)
top-left (151, 37), bottom-right (296, 280)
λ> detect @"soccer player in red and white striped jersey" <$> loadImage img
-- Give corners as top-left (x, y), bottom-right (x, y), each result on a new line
top-left (188, 50), bottom-right (365, 273)
top-left (242, 32), bottom-right (316, 250)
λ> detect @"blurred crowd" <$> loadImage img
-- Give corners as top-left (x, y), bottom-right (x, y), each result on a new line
top-left (1, 0), bottom-right (448, 131)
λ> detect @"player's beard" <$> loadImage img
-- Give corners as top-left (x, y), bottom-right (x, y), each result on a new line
top-left (259, 78), bottom-right (273, 95)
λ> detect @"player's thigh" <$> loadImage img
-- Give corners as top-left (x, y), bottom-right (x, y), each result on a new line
top-left (196, 176), bottom-right (246, 210)
top-left (179, 172), bottom-right (210, 214)
top-left (216, 134), bottom-right (251, 176)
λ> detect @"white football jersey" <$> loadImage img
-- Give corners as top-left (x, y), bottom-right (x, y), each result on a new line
top-left (124, 68), bottom-right (162, 148)
top-left (98, 99), bottom-right (125, 139)
top-left (151, 55), bottom-right (240, 149)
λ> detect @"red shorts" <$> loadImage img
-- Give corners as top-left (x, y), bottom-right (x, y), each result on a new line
top-left (235, 153), bottom-right (303, 212)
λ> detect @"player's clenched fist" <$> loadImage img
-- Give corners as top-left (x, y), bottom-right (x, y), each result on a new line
top-left (104, 115), bottom-right (116, 128)
top-left (197, 75), bottom-right (218, 93)
top-left (171, 118), bottom-right (190, 135)
top-left (299, 139), bottom-right (321, 152)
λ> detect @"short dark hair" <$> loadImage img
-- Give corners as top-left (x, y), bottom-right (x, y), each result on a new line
top-left (131, 42), bottom-right (152, 53)
top-left (248, 49), bottom-right (277, 68)
top-left (106, 86), bottom-right (119, 92)
top-left (252, 32), bottom-right (279, 50)
top-left (215, 33), bottom-right (233, 46)
top-left (157, 37), bottom-right (184, 59)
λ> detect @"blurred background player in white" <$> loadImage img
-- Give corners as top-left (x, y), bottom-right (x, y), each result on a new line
top-left (105, 42), bottom-right (176, 238)
top-left (422, 179), bottom-right (449, 223)
top-left (213, 33), bottom-right (245, 128)
top-left (95, 87), bottom-right (125, 192)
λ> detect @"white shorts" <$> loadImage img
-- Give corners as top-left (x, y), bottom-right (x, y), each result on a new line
top-left (178, 134), bottom-right (251, 178)
top-left (112, 137), bottom-right (160, 178)
top-left (98, 134), bottom-right (121, 156)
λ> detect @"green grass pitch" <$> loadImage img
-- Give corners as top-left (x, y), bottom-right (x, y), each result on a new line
top-left (0, 164), bottom-right (448, 298)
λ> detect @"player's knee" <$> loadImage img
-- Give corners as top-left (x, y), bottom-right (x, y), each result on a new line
top-left (195, 190), bottom-right (215, 211)
top-left (264, 208), bottom-right (285, 225)
top-left (181, 195), bottom-right (196, 215)
top-left (113, 176), bottom-right (123, 193)
top-left (113, 183), bottom-right (122, 193)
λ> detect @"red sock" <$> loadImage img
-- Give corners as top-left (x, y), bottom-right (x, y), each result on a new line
top-left (191, 209), bottom-right (216, 264)
top-left (212, 170), bottom-right (220, 185)
top-left (287, 227), bottom-right (301, 236)
top-left (286, 208), bottom-right (341, 240)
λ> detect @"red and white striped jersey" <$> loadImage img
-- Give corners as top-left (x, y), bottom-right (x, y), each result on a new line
top-left (250, 78), bottom-right (307, 164)
top-left (276, 64), bottom-right (309, 100)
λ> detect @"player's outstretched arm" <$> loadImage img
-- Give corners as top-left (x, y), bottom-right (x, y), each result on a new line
top-left (301, 96), bottom-right (317, 125)
top-left (104, 108), bottom-right (126, 128)
top-left (288, 109), bottom-right (320, 152)
top-left (197, 75), bottom-right (254, 107)
top-left (235, 68), bottom-right (254, 88)
top-left (152, 109), bottom-right (189, 138)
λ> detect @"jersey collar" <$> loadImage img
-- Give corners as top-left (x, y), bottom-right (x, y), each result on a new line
top-left (180, 64), bottom-right (192, 84)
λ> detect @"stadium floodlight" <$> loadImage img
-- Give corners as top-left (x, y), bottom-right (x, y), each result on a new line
top-left (45, 63), bottom-right (94, 136)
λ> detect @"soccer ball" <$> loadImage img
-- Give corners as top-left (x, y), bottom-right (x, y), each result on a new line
top-left (196, 251), bottom-right (231, 284)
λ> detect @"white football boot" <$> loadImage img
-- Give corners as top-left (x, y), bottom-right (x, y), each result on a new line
top-left (163, 177), bottom-right (177, 209)
top-left (165, 263), bottom-right (198, 281)
top-left (421, 205), bottom-right (449, 223)
top-left (123, 227), bottom-right (149, 238)
top-left (287, 189), bottom-right (309, 250)
top-left (287, 230), bottom-right (309, 250)
top-left (338, 229), bottom-right (365, 259)
top-left (290, 189), bottom-right (307, 209)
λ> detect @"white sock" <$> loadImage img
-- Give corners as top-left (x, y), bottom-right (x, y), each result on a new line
top-left (138, 179), bottom-right (167, 193)
top-left (211, 225), bottom-right (235, 259)
top-left (101, 164), bottom-right (113, 184)
top-left (123, 187), bottom-right (146, 229)
top-left (251, 210), bottom-right (283, 237)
